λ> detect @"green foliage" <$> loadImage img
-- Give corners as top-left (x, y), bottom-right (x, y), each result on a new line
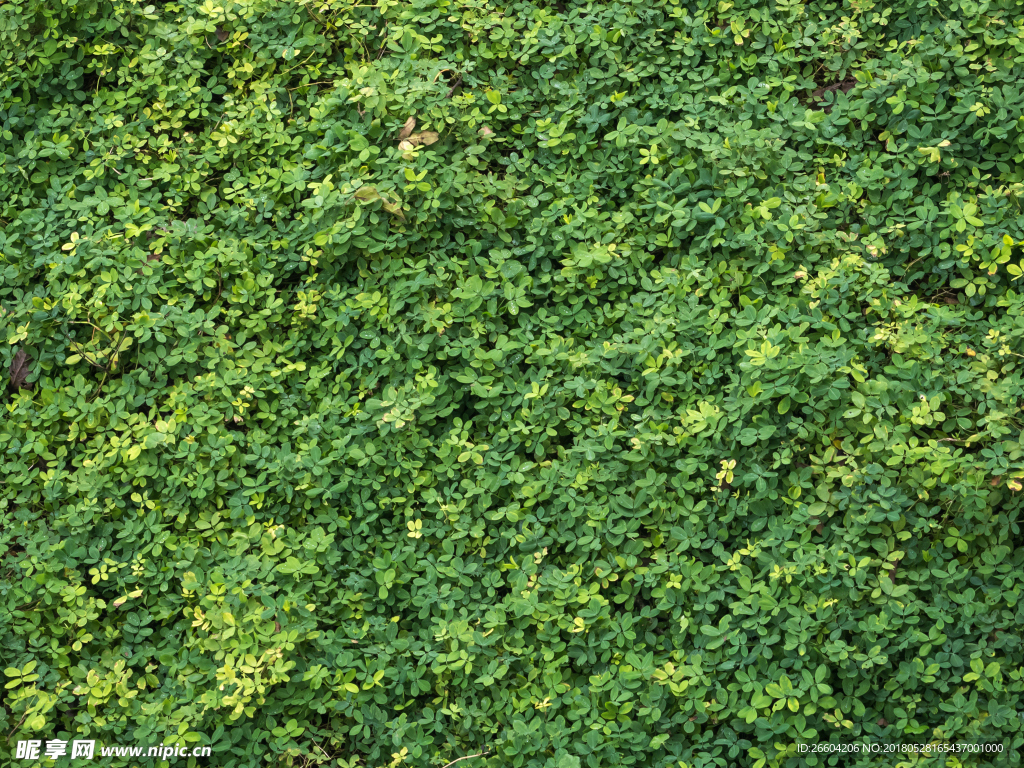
top-left (4, 0), bottom-right (1024, 766)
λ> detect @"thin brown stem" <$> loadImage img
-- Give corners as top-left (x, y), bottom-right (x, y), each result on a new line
top-left (287, 80), bottom-right (335, 91)
top-left (6, 710), bottom-right (29, 740)
top-left (439, 751), bottom-right (491, 768)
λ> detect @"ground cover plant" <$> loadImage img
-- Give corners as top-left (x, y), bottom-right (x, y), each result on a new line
top-left (4, 0), bottom-right (1024, 766)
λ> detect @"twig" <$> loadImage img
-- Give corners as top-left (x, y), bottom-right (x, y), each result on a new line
top-left (89, 369), bottom-right (109, 403)
top-left (281, 50), bottom-right (316, 77)
top-left (901, 256), bottom-right (924, 276)
top-left (62, 328), bottom-right (105, 370)
top-left (439, 751), bottom-right (491, 768)
top-left (374, 23), bottom-right (389, 60)
top-left (90, 329), bottom-right (130, 403)
top-left (7, 710), bottom-right (29, 740)
top-left (312, 741), bottom-right (331, 761)
top-left (445, 75), bottom-right (464, 99)
top-left (287, 80), bottom-right (335, 91)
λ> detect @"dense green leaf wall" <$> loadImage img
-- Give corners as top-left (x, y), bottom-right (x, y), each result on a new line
top-left (4, 0), bottom-right (1024, 766)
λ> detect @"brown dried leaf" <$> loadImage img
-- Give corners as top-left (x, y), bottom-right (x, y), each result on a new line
top-left (275, 621), bottom-right (282, 633)
top-left (215, 27), bottom-right (229, 42)
top-left (814, 523), bottom-right (823, 535)
top-left (397, 116), bottom-right (416, 141)
top-left (398, 140), bottom-right (414, 152)
top-left (406, 131), bottom-right (439, 147)
top-left (9, 348), bottom-right (30, 391)
top-left (479, 126), bottom-right (494, 137)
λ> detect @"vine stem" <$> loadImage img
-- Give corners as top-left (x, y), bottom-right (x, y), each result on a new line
top-left (6, 710), bottom-right (28, 741)
top-left (439, 751), bottom-right (491, 768)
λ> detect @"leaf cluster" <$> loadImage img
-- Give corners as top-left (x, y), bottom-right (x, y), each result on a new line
top-left (4, 0), bottom-right (1024, 767)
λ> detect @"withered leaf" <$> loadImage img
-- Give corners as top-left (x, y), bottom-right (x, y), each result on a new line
top-left (405, 131), bottom-right (439, 147)
top-left (381, 200), bottom-right (406, 220)
top-left (353, 186), bottom-right (380, 202)
top-left (352, 186), bottom-right (404, 218)
top-left (215, 27), bottom-right (229, 42)
top-left (397, 116), bottom-right (416, 140)
top-left (9, 348), bottom-right (30, 391)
